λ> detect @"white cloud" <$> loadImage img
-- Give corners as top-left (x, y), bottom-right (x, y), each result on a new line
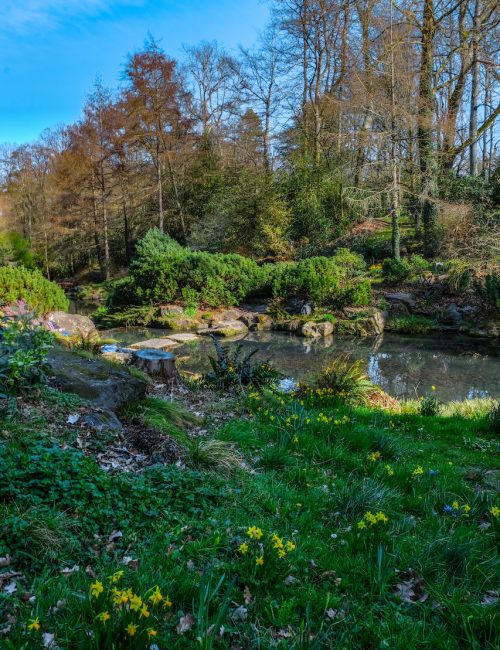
top-left (0, 1), bottom-right (142, 34)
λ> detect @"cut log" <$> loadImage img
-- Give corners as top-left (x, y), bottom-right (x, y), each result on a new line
top-left (131, 349), bottom-right (179, 382)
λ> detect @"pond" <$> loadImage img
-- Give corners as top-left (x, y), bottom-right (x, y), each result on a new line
top-left (103, 328), bottom-right (500, 402)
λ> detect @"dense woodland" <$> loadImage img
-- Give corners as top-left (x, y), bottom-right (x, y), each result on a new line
top-left (1, 0), bottom-right (499, 280)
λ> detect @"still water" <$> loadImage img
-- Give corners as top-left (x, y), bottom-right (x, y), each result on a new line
top-left (103, 327), bottom-right (499, 402)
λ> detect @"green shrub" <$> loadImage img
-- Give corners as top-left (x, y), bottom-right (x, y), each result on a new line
top-left (382, 258), bottom-right (411, 284)
top-left (340, 279), bottom-right (372, 307)
top-left (202, 336), bottom-right (281, 392)
top-left (488, 403), bottom-right (500, 433)
top-left (419, 396), bottom-right (440, 416)
top-left (0, 303), bottom-right (54, 396)
top-left (475, 273), bottom-right (500, 308)
top-left (0, 266), bottom-right (68, 313)
top-left (0, 232), bottom-right (35, 268)
top-left (446, 259), bottom-right (474, 292)
top-left (386, 315), bottom-right (438, 334)
top-left (314, 354), bottom-right (376, 405)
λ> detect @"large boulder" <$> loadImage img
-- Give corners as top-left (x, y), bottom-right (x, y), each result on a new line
top-left (300, 320), bottom-right (334, 338)
top-left (48, 311), bottom-right (97, 338)
top-left (384, 292), bottom-right (416, 311)
top-left (339, 308), bottom-right (386, 336)
top-left (200, 319), bottom-right (248, 337)
top-left (274, 319), bottom-right (303, 333)
top-left (239, 313), bottom-right (273, 331)
top-left (48, 349), bottom-right (147, 412)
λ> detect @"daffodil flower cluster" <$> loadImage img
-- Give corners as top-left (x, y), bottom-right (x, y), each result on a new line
top-left (237, 526), bottom-right (297, 571)
top-left (368, 451), bottom-right (381, 462)
top-left (357, 511), bottom-right (389, 531)
top-left (88, 572), bottom-right (172, 641)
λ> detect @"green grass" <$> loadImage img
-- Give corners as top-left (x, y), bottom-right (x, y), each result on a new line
top-left (0, 386), bottom-right (498, 648)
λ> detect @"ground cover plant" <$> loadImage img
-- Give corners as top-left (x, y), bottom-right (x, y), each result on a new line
top-left (1, 364), bottom-right (499, 649)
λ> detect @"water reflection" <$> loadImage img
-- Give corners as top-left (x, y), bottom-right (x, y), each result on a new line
top-left (104, 327), bottom-right (499, 402)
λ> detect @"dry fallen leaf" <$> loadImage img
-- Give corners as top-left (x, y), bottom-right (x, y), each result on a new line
top-left (4, 581), bottom-right (17, 595)
top-left (231, 605), bottom-right (248, 622)
top-left (243, 585), bottom-right (253, 604)
top-left (0, 556), bottom-right (11, 567)
top-left (394, 569), bottom-right (428, 604)
top-left (42, 632), bottom-right (56, 648)
top-left (176, 612), bottom-right (194, 634)
top-left (122, 556), bottom-right (140, 569)
top-left (60, 565), bottom-right (80, 577)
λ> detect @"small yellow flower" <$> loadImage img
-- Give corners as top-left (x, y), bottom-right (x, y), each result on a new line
top-left (490, 506), bottom-right (500, 518)
top-left (130, 594), bottom-right (142, 612)
top-left (140, 604), bottom-right (150, 619)
top-left (239, 542), bottom-right (249, 555)
top-left (431, 385), bottom-right (436, 391)
top-left (277, 549), bottom-right (286, 558)
top-left (293, 435), bottom-right (299, 443)
top-left (147, 628), bottom-right (158, 638)
top-left (149, 586), bottom-right (163, 605)
top-left (412, 466), bottom-right (424, 479)
top-left (385, 464), bottom-right (394, 477)
top-left (90, 580), bottom-right (104, 598)
top-left (364, 512), bottom-right (377, 525)
top-left (28, 617), bottom-right (41, 632)
top-left (357, 521), bottom-right (366, 530)
top-left (296, 502), bottom-right (302, 508)
top-left (452, 501), bottom-right (459, 510)
top-left (462, 504), bottom-right (471, 513)
top-left (375, 512), bottom-right (388, 524)
top-left (368, 451), bottom-right (381, 462)
top-left (164, 595), bottom-right (173, 608)
top-left (108, 570), bottom-right (124, 584)
top-left (126, 623), bottom-right (138, 637)
top-left (96, 611), bottom-right (111, 624)
top-left (247, 526), bottom-right (263, 540)
top-left (255, 555), bottom-right (264, 566)
top-left (286, 540), bottom-right (296, 552)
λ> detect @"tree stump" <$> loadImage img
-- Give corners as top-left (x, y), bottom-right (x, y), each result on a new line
top-left (131, 349), bottom-right (179, 382)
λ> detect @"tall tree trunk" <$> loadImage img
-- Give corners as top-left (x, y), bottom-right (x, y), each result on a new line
top-left (390, 0), bottom-right (400, 260)
top-left (469, 0), bottom-right (481, 176)
top-left (418, 0), bottom-right (439, 257)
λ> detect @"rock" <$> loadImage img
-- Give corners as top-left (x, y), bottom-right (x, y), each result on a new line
top-left (131, 349), bottom-right (179, 382)
top-left (128, 338), bottom-right (180, 351)
top-left (284, 298), bottom-right (307, 315)
top-left (300, 302), bottom-right (313, 316)
top-left (274, 319), bottom-right (303, 333)
top-left (300, 321), bottom-right (334, 337)
top-left (47, 311), bottom-right (97, 338)
top-left (83, 409), bottom-right (123, 432)
top-left (48, 349), bottom-right (147, 411)
top-left (239, 313), bottom-right (273, 331)
top-left (159, 315), bottom-right (204, 331)
top-left (159, 304), bottom-right (185, 317)
top-left (166, 332), bottom-right (199, 343)
top-left (389, 302), bottom-right (410, 316)
top-left (338, 308), bottom-right (386, 336)
top-left (440, 303), bottom-right (462, 327)
top-left (384, 292), bottom-right (416, 310)
top-left (210, 308), bottom-right (245, 324)
top-left (201, 320), bottom-right (248, 337)
top-left (101, 351), bottom-right (132, 364)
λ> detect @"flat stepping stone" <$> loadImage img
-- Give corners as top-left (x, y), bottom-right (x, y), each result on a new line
top-left (128, 338), bottom-right (180, 350)
top-left (166, 333), bottom-right (199, 343)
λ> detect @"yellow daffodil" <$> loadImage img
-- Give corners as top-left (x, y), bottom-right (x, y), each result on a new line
top-left (90, 580), bottom-right (104, 598)
top-left (368, 451), bottom-right (381, 462)
top-left (28, 618), bottom-right (41, 632)
top-left (96, 611), bottom-right (111, 624)
top-left (452, 501), bottom-right (459, 510)
top-left (277, 549), bottom-right (286, 558)
top-left (286, 540), bottom-right (296, 552)
top-left (140, 605), bottom-right (150, 619)
top-left (462, 504), bottom-right (471, 513)
top-left (108, 570), bottom-right (124, 584)
top-left (149, 586), bottom-right (163, 605)
top-left (147, 628), bottom-right (158, 638)
top-left (412, 466), bottom-right (424, 479)
top-left (385, 464), bottom-right (394, 477)
top-left (375, 512), bottom-right (388, 524)
top-left (164, 595), bottom-right (173, 608)
top-left (256, 555), bottom-right (264, 566)
top-left (239, 542), bottom-right (249, 554)
top-left (247, 526), bottom-right (263, 540)
top-left (130, 594), bottom-right (143, 612)
top-left (490, 506), bottom-right (500, 518)
top-left (126, 623), bottom-right (138, 637)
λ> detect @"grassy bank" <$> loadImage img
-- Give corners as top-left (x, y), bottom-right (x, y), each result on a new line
top-left (1, 382), bottom-right (498, 649)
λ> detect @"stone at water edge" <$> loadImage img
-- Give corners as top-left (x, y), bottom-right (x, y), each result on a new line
top-left (128, 338), bottom-right (180, 350)
top-left (166, 332), bottom-right (199, 343)
top-left (47, 311), bottom-right (97, 337)
top-left (48, 349), bottom-right (147, 412)
top-left (200, 319), bottom-right (248, 337)
top-left (300, 321), bottom-right (334, 338)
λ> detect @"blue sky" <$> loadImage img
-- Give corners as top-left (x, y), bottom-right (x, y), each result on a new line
top-left (0, 0), bottom-right (270, 145)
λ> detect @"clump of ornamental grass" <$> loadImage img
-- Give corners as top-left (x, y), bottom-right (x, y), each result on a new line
top-left (186, 438), bottom-right (242, 475)
top-left (314, 354), bottom-right (377, 406)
